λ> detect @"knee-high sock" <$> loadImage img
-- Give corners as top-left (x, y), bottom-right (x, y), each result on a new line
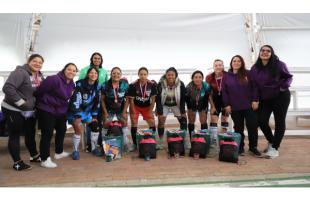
top-left (188, 123), bottom-right (195, 139)
top-left (201, 123), bottom-right (208, 130)
top-left (221, 122), bottom-right (229, 131)
top-left (150, 126), bottom-right (156, 134)
top-left (90, 131), bottom-right (99, 151)
top-left (158, 127), bottom-right (165, 138)
top-left (177, 116), bottom-right (187, 130)
top-left (131, 127), bottom-right (137, 146)
top-left (73, 134), bottom-right (81, 152)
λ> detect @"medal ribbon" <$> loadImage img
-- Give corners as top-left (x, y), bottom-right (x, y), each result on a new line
top-left (113, 83), bottom-right (119, 103)
top-left (140, 82), bottom-right (148, 100)
top-left (215, 76), bottom-right (222, 95)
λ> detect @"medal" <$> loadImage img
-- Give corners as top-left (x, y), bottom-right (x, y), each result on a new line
top-left (140, 82), bottom-right (148, 101)
top-left (196, 93), bottom-right (199, 106)
top-left (113, 83), bottom-right (119, 103)
top-left (194, 85), bottom-right (201, 106)
top-left (215, 76), bottom-right (222, 96)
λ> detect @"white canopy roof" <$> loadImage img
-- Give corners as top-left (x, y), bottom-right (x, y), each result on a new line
top-left (0, 13), bottom-right (309, 71)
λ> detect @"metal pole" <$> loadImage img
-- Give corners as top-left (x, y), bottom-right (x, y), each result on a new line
top-left (26, 13), bottom-right (42, 58)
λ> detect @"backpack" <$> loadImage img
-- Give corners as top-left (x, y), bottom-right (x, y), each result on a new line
top-left (102, 121), bottom-right (124, 160)
top-left (102, 135), bottom-right (123, 160)
top-left (167, 129), bottom-right (186, 158)
top-left (137, 129), bottom-right (157, 160)
top-left (219, 139), bottom-right (239, 163)
top-left (189, 130), bottom-right (211, 159)
top-left (107, 121), bottom-right (123, 136)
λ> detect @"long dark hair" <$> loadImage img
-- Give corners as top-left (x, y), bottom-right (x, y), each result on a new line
top-left (229, 55), bottom-right (247, 84)
top-left (108, 66), bottom-right (122, 84)
top-left (255, 45), bottom-right (279, 77)
top-left (27, 54), bottom-right (44, 63)
top-left (61, 63), bottom-right (78, 73)
top-left (90, 52), bottom-right (103, 68)
top-left (85, 66), bottom-right (99, 86)
top-left (191, 70), bottom-right (204, 80)
top-left (165, 67), bottom-right (178, 78)
top-left (138, 67), bottom-right (148, 74)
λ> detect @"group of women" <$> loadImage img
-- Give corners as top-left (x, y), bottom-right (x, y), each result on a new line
top-left (1, 45), bottom-right (293, 171)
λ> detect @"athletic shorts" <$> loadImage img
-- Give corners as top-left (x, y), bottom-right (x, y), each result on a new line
top-left (131, 105), bottom-right (154, 121)
top-left (67, 112), bottom-right (92, 124)
top-left (162, 105), bottom-right (181, 117)
top-left (187, 103), bottom-right (208, 112)
top-left (211, 94), bottom-right (226, 116)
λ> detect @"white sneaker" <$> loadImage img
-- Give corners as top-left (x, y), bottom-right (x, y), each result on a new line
top-left (54, 151), bottom-right (70, 160)
top-left (265, 147), bottom-right (279, 159)
top-left (263, 143), bottom-right (273, 153)
top-left (41, 157), bottom-right (57, 168)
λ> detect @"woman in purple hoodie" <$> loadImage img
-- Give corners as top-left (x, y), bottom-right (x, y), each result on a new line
top-left (222, 55), bottom-right (262, 157)
top-left (251, 45), bottom-right (293, 159)
top-left (36, 63), bottom-right (77, 168)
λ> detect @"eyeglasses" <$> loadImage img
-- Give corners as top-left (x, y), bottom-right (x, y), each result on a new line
top-left (260, 49), bottom-right (271, 53)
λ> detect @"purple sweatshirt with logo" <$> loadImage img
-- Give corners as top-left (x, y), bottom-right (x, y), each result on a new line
top-left (222, 70), bottom-right (258, 111)
top-left (250, 60), bottom-right (293, 101)
top-left (35, 71), bottom-right (75, 116)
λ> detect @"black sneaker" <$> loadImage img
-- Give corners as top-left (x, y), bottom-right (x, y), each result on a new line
top-left (13, 160), bottom-right (32, 171)
top-left (86, 145), bottom-right (92, 153)
top-left (249, 148), bottom-right (263, 157)
top-left (30, 154), bottom-right (41, 163)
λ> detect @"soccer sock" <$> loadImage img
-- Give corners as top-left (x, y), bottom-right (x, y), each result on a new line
top-left (150, 126), bottom-right (156, 134)
top-left (131, 127), bottom-right (137, 146)
top-left (221, 122), bottom-right (229, 132)
top-left (188, 123), bottom-right (195, 139)
top-left (90, 131), bottom-right (100, 151)
top-left (73, 134), bottom-right (81, 152)
top-left (177, 116), bottom-right (187, 130)
top-left (201, 123), bottom-right (208, 130)
top-left (158, 127), bottom-right (165, 138)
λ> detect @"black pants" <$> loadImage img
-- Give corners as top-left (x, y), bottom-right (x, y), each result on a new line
top-left (1, 107), bottom-right (38, 162)
top-left (258, 90), bottom-right (291, 150)
top-left (37, 109), bottom-right (67, 161)
top-left (231, 109), bottom-right (258, 150)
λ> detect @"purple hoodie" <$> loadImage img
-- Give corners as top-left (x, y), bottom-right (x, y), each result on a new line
top-left (35, 71), bottom-right (75, 116)
top-left (222, 70), bottom-right (258, 111)
top-left (250, 60), bottom-right (293, 101)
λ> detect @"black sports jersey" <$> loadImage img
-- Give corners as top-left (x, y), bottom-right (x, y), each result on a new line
top-left (128, 79), bottom-right (157, 107)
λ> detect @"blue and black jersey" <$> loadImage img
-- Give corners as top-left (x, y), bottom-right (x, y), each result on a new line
top-left (68, 79), bottom-right (101, 119)
top-left (102, 78), bottom-right (129, 113)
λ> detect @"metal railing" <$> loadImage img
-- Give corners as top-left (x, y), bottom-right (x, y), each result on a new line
top-left (1, 67), bottom-right (309, 112)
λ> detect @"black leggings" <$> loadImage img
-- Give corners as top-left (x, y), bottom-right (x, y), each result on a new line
top-left (1, 107), bottom-right (38, 162)
top-left (258, 90), bottom-right (291, 150)
top-left (231, 109), bottom-right (258, 150)
top-left (37, 109), bottom-right (67, 161)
